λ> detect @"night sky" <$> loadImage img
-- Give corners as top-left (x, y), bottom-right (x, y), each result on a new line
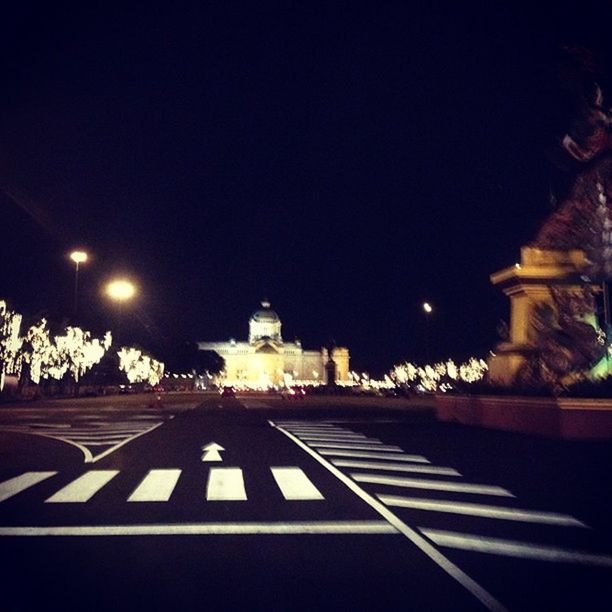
top-left (2, 2), bottom-right (611, 374)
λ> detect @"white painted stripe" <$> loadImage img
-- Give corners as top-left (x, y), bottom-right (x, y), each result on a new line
top-left (318, 449), bottom-right (430, 463)
top-left (90, 421), bottom-right (166, 463)
top-left (351, 474), bottom-right (514, 497)
top-left (299, 436), bottom-right (376, 444)
top-left (45, 471), bottom-right (120, 503)
top-left (270, 467), bottom-right (324, 500)
top-left (55, 431), bottom-right (144, 437)
top-left (310, 442), bottom-right (402, 451)
top-left (71, 440), bottom-right (130, 446)
top-left (420, 528), bottom-right (612, 567)
top-left (0, 521), bottom-right (397, 537)
top-left (0, 472), bottom-right (58, 502)
top-left (269, 421), bottom-right (506, 612)
top-left (332, 460), bottom-right (461, 476)
top-left (206, 468), bottom-right (247, 501)
top-left (297, 432), bottom-right (369, 439)
top-left (380, 496), bottom-right (588, 527)
top-left (288, 429), bottom-right (359, 436)
top-left (128, 469), bottom-right (182, 502)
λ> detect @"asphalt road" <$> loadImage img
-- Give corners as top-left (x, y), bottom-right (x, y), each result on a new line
top-left (1, 392), bottom-right (611, 611)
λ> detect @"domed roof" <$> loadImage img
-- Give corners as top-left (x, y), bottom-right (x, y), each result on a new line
top-left (250, 300), bottom-right (280, 323)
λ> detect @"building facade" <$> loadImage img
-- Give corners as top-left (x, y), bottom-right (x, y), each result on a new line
top-left (198, 301), bottom-right (349, 388)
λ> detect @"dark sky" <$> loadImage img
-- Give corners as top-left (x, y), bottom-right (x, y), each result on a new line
top-left (2, 2), bottom-right (611, 374)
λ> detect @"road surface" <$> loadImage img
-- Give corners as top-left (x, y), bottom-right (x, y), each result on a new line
top-left (1, 392), bottom-right (611, 610)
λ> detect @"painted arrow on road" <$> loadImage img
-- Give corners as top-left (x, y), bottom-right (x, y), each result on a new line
top-left (201, 442), bottom-right (225, 462)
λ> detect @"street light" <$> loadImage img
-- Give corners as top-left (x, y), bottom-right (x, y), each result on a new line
top-left (105, 278), bottom-right (137, 345)
top-left (422, 301), bottom-right (433, 362)
top-left (69, 250), bottom-right (88, 317)
top-left (105, 279), bottom-right (137, 302)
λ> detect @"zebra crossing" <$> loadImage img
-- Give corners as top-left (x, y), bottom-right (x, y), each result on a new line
top-left (272, 420), bottom-right (612, 571)
top-left (0, 409), bottom-right (169, 463)
top-left (0, 465), bottom-right (325, 505)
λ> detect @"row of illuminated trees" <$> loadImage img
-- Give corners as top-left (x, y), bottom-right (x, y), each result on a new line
top-left (0, 299), bottom-right (164, 395)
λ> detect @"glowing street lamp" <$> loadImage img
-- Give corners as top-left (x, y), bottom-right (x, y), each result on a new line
top-left (422, 301), bottom-right (433, 361)
top-left (69, 250), bottom-right (88, 317)
top-left (105, 278), bottom-right (137, 345)
top-left (105, 279), bottom-right (136, 302)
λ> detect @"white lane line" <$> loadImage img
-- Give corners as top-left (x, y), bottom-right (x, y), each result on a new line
top-left (0, 521), bottom-right (397, 537)
top-left (0, 472), bottom-right (58, 502)
top-left (206, 468), bottom-right (247, 501)
top-left (310, 442), bottom-right (402, 451)
top-left (380, 496), bottom-right (588, 527)
top-left (127, 469), bottom-right (182, 502)
top-left (351, 474), bottom-right (514, 497)
top-left (269, 420), bottom-right (506, 612)
top-left (332, 460), bottom-right (461, 476)
top-left (45, 471), bottom-right (120, 503)
top-left (271, 467), bottom-right (325, 500)
top-left (420, 528), bottom-right (612, 567)
top-left (318, 449), bottom-right (430, 463)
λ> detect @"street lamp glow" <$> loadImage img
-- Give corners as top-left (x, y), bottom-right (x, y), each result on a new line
top-left (106, 279), bottom-right (136, 302)
top-left (70, 251), bottom-right (88, 264)
top-left (423, 302), bottom-right (433, 314)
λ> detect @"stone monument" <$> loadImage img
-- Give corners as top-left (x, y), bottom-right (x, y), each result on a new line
top-left (489, 48), bottom-right (612, 386)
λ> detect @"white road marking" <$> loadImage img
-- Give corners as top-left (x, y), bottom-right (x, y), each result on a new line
top-left (270, 467), bottom-right (324, 500)
top-left (380, 496), bottom-right (588, 527)
top-left (420, 528), bottom-right (612, 567)
top-left (201, 442), bottom-right (225, 462)
top-left (127, 469), bottom-right (182, 502)
top-left (332, 460), bottom-right (461, 476)
top-left (310, 442), bottom-right (402, 451)
top-left (269, 420), bottom-right (506, 612)
top-left (351, 474), bottom-right (514, 497)
top-left (45, 470), bottom-right (120, 503)
top-left (296, 434), bottom-right (370, 441)
top-left (0, 472), bottom-right (58, 502)
top-left (206, 468), bottom-right (247, 501)
top-left (0, 521), bottom-right (397, 537)
top-left (318, 449), bottom-right (430, 463)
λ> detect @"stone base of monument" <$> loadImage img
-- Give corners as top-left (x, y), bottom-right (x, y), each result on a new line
top-left (435, 393), bottom-right (612, 439)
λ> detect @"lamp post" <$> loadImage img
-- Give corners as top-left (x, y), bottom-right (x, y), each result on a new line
top-left (422, 301), bottom-right (433, 362)
top-left (105, 279), bottom-right (137, 344)
top-left (69, 250), bottom-right (88, 318)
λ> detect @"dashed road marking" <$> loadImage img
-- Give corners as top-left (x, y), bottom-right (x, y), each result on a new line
top-left (45, 470), bottom-right (120, 503)
top-left (127, 469), bottom-right (182, 502)
top-left (271, 467), bottom-right (324, 500)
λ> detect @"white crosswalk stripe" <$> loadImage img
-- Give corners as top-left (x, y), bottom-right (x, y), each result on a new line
top-left (0, 471), bottom-right (58, 502)
top-left (351, 473), bottom-right (515, 496)
top-left (206, 468), bottom-right (248, 501)
top-left (271, 467), bottom-right (324, 500)
top-left (318, 449), bottom-right (431, 463)
top-left (332, 460), bottom-right (461, 476)
top-left (128, 469), bottom-right (182, 502)
top-left (45, 470), bottom-right (120, 503)
top-left (420, 528), bottom-right (612, 567)
top-left (379, 495), bottom-right (588, 527)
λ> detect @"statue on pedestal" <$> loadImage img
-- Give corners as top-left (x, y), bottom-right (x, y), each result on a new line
top-left (489, 48), bottom-right (611, 387)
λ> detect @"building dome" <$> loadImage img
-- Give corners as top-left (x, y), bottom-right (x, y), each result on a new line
top-left (250, 300), bottom-right (280, 323)
top-left (249, 300), bottom-right (282, 343)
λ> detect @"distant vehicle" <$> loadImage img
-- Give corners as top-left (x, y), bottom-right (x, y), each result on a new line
top-left (221, 387), bottom-right (236, 397)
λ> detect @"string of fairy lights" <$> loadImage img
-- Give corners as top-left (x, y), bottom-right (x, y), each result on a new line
top-left (0, 299), bottom-right (164, 392)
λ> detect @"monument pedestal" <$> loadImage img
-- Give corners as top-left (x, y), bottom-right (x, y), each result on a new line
top-left (488, 246), bottom-right (590, 385)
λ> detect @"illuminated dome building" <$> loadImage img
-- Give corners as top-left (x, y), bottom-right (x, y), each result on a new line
top-left (198, 300), bottom-right (349, 388)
